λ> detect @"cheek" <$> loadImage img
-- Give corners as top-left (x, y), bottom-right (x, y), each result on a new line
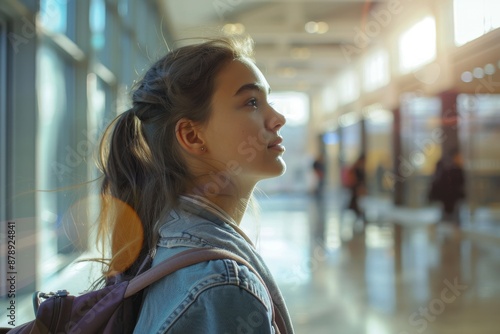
top-left (238, 130), bottom-right (250, 143)
top-left (230, 125), bottom-right (250, 145)
top-left (219, 130), bottom-right (248, 159)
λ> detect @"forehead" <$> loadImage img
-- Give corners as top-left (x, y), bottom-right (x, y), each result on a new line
top-left (214, 58), bottom-right (270, 96)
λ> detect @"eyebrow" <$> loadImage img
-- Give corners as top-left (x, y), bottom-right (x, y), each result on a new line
top-left (233, 83), bottom-right (271, 96)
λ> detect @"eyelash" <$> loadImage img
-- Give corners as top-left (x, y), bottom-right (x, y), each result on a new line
top-left (246, 98), bottom-right (274, 109)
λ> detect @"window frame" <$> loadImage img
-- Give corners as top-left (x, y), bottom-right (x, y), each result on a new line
top-left (0, 14), bottom-right (8, 297)
top-left (0, 15), bottom-right (7, 217)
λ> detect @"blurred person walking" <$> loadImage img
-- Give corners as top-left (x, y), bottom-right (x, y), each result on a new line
top-left (312, 153), bottom-right (326, 197)
top-left (345, 154), bottom-right (367, 225)
top-left (428, 150), bottom-right (465, 225)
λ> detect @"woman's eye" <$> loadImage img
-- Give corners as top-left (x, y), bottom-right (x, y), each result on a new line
top-left (246, 98), bottom-right (258, 108)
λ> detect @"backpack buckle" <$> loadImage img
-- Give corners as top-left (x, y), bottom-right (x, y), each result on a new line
top-left (32, 290), bottom-right (69, 315)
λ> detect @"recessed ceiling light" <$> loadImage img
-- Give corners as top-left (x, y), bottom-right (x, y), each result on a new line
top-left (317, 22), bottom-right (329, 34)
top-left (305, 21), bottom-right (318, 34)
top-left (305, 21), bottom-right (328, 34)
top-left (484, 63), bottom-right (495, 75)
top-left (461, 71), bottom-right (473, 83)
top-left (473, 67), bottom-right (484, 79)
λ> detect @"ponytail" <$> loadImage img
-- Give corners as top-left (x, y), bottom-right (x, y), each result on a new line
top-left (98, 109), bottom-right (164, 278)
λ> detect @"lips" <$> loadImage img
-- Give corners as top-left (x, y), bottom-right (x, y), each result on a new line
top-left (268, 137), bottom-right (285, 152)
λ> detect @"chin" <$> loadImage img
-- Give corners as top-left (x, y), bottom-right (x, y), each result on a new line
top-left (276, 161), bottom-right (287, 176)
top-left (262, 161), bottom-right (287, 179)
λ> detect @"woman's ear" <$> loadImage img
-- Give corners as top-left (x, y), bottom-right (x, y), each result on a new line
top-left (175, 118), bottom-right (206, 155)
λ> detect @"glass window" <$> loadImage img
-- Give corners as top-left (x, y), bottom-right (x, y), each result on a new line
top-left (458, 94), bottom-right (500, 210)
top-left (269, 92), bottom-right (309, 127)
top-left (121, 33), bottom-right (133, 87)
top-left (399, 16), bottom-right (437, 73)
top-left (88, 73), bottom-right (114, 136)
top-left (321, 82), bottom-right (338, 114)
top-left (338, 69), bottom-right (359, 105)
top-left (36, 43), bottom-right (87, 282)
top-left (364, 106), bottom-right (394, 195)
top-left (119, 0), bottom-right (129, 19)
top-left (90, 0), bottom-right (106, 51)
top-left (104, 8), bottom-right (119, 71)
top-left (39, 0), bottom-right (68, 34)
top-left (88, 73), bottom-right (117, 155)
top-left (454, 0), bottom-right (500, 46)
top-left (400, 96), bottom-right (442, 206)
top-left (37, 44), bottom-right (67, 279)
top-left (363, 48), bottom-right (390, 92)
top-left (341, 119), bottom-right (363, 166)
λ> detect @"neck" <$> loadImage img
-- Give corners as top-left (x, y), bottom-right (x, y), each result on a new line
top-left (211, 192), bottom-right (253, 225)
top-left (187, 180), bottom-right (255, 225)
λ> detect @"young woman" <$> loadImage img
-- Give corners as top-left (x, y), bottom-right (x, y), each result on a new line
top-left (97, 36), bottom-right (294, 333)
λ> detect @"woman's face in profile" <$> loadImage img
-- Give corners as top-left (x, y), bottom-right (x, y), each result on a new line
top-left (201, 58), bottom-right (287, 185)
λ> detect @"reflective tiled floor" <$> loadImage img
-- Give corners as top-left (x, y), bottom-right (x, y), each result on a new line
top-left (243, 192), bottom-right (500, 334)
top-left (3, 191), bottom-right (500, 333)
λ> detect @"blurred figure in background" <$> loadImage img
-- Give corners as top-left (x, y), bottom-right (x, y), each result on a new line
top-left (428, 150), bottom-right (465, 225)
top-left (346, 154), bottom-right (367, 225)
top-left (312, 153), bottom-right (326, 197)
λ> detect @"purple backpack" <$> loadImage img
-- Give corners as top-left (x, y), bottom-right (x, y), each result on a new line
top-left (2, 248), bottom-right (287, 334)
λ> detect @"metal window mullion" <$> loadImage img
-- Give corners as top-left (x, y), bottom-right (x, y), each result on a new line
top-left (0, 14), bottom-right (8, 298)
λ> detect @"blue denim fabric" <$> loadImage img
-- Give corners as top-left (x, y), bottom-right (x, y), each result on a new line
top-left (133, 198), bottom-right (294, 334)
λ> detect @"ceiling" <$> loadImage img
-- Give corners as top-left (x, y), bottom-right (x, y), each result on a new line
top-left (158, 0), bottom-right (387, 93)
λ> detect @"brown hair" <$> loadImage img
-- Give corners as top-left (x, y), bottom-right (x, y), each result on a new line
top-left (96, 36), bottom-right (254, 279)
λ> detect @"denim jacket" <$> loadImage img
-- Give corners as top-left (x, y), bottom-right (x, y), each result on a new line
top-left (133, 197), bottom-right (294, 334)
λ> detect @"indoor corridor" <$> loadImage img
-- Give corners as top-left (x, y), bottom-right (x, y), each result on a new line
top-left (2, 190), bottom-right (499, 333)
top-left (2, 1), bottom-right (500, 333)
top-left (244, 191), bottom-right (500, 334)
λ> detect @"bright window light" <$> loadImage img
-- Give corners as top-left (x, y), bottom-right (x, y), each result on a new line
top-left (454, 0), bottom-right (500, 46)
top-left (322, 82), bottom-right (338, 113)
top-left (338, 69), bottom-right (359, 105)
top-left (39, 0), bottom-right (67, 33)
top-left (399, 16), bottom-right (436, 73)
top-left (363, 48), bottom-right (390, 92)
top-left (269, 92), bottom-right (309, 126)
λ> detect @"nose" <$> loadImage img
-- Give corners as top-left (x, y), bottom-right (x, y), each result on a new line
top-left (267, 106), bottom-right (286, 132)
